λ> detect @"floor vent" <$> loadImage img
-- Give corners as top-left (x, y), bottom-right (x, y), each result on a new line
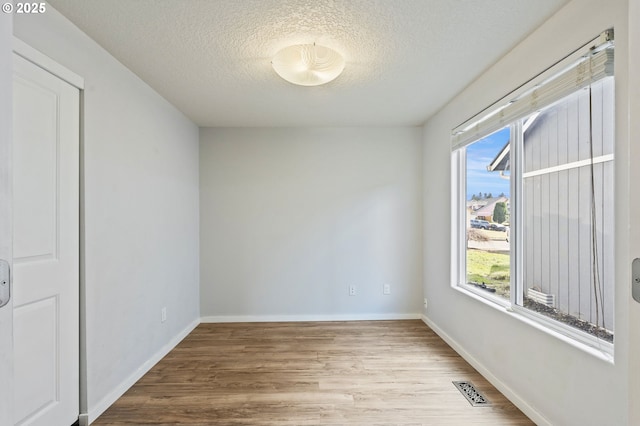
top-left (452, 381), bottom-right (491, 406)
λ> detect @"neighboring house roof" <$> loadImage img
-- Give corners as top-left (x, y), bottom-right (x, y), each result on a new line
top-left (474, 196), bottom-right (509, 217)
top-left (488, 141), bottom-right (510, 172)
top-left (467, 199), bottom-right (488, 209)
top-left (487, 112), bottom-right (540, 172)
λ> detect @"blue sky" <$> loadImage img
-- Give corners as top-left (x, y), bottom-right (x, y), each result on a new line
top-left (466, 127), bottom-right (511, 200)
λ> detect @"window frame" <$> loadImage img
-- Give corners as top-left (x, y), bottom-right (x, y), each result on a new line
top-left (450, 31), bottom-right (615, 357)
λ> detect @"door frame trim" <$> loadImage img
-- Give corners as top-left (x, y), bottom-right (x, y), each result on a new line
top-left (13, 38), bottom-right (84, 90)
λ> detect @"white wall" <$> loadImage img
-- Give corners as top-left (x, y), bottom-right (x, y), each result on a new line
top-left (200, 127), bottom-right (422, 320)
top-left (627, 0), bottom-right (640, 422)
top-left (422, 0), bottom-right (630, 425)
top-left (13, 5), bottom-right (200, 421)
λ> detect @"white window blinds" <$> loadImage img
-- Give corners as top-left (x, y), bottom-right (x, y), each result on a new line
top-left (452, 29), bottom-right (614, 150)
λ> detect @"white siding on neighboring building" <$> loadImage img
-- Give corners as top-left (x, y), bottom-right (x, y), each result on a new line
top-left (522, 77), bottom-right (614, 329)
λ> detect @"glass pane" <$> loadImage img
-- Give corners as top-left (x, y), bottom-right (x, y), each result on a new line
top-left (519, 78), bottom-right (614, 342)
top-left (465, 126), bottom-right (511, 299)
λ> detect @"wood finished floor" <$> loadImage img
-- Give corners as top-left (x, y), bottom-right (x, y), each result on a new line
top-left (94, 320), bottom-right (533, 425)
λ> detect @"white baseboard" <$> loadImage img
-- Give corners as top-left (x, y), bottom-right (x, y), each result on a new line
top-left (420, 315), bottom-right (550, 426)
top-left (87, 319), bottom-right (200, 424)
top-left (201, 313), bottom-right (422, 323)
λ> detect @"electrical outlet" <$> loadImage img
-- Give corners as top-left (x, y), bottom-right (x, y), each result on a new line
top-left (349, 285), bottom-right (356, 296)
top-left (383, 284), bottom-right (391, 295)
top-left (161, 307), bottom-right (167, 323)
top-left (423, 298), bottom-right (428, 309)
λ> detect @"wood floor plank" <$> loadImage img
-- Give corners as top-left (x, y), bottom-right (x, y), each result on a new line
top-left (93, 320), bottom-right (533, 425)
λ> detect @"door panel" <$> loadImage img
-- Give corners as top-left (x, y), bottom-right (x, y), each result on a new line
top-left (13, 74), bottom-right (58, 262)
top-left (12, 53), bottom-right (79, 426)
top-left (13, 297), bottom-right (58, 422)
top-left (630, 1), bottom-right (640, 423)
top-left (0, 14), bottom-right (13, 426)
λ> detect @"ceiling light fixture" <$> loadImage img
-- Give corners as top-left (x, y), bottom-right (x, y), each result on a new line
top-left (272, 43), bottom-right (345, 86)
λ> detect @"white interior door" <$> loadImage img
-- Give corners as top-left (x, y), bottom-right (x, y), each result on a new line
top-left (629, 1), bottom-right (640, 423)
top-left (0, 15), bottom-right (14, 426)
top-left (12, 52), bottom-right (79, 426)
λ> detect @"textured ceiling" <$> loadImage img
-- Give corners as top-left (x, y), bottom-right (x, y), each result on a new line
top-left (48, 0), bottom-right (569, 127)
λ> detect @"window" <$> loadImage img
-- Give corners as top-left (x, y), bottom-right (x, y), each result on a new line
top-left (464, 126), bottom-right (511, 300)
top-left (452, 31), bottom-right (615, 348)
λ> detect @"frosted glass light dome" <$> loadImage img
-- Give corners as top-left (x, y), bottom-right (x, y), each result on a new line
top-left (272, 44), bottom-right (345, 86)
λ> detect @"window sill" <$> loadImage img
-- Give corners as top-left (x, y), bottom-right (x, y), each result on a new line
top-left (456, 282), bottom-right (510, 309)
top-left (452, 284), bottom-right (614, 364)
